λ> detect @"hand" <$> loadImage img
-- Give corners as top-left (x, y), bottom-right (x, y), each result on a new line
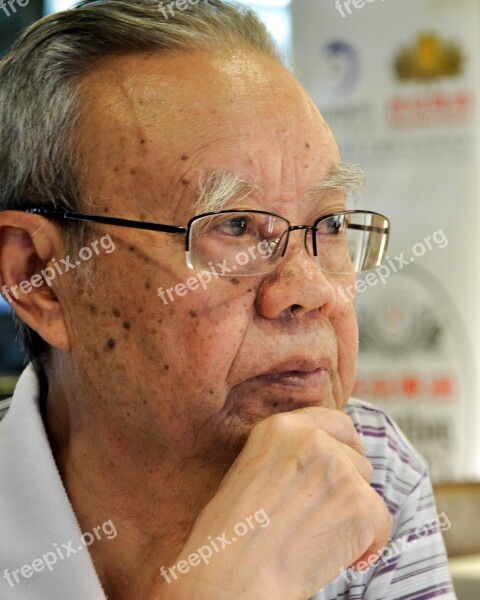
top-left (157, 407), bottom-right (393, 600)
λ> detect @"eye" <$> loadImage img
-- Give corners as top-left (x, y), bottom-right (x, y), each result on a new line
top-left (217, 215), bottom-right (251, 237)
top-left (317, 215), bottom-right (346, 236)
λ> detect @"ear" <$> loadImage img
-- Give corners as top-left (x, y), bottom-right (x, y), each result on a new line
top-left (0, 210), bottom-right (71, 353)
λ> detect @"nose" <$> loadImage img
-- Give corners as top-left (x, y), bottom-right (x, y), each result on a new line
top-left (255, 229), bottom-right (337, 320)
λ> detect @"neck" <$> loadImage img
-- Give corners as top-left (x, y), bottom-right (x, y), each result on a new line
top-left (44, 376), bottom-right (231, 600)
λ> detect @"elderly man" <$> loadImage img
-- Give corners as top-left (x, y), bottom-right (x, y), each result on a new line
top-left (0, 1), bottom-right (455, 598)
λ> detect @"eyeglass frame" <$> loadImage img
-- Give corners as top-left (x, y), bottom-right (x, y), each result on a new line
top-left (24, 206), bottom-right (390, 275)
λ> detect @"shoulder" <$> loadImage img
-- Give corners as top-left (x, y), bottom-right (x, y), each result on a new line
top-left (344, 398), bottom-right (429, 517)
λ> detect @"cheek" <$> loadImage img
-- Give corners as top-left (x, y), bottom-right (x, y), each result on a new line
top-left (337, 314), bottom-right (359, 369)
top-left (331, 297), bottom-right (359, 406)
top-left (182, 288), bottom-right (253, 371)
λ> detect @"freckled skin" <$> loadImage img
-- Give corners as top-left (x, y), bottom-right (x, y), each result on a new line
top-left (44, 49), bottom-right (358, 599)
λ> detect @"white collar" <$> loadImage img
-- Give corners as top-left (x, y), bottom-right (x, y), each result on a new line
top-left (0, 365), bottom-right (107, 599)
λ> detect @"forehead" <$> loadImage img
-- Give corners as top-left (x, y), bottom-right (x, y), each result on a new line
top-left (75, 49), bottom-right (340, 219)
top-left (79, 48), bottom-right (319, 119)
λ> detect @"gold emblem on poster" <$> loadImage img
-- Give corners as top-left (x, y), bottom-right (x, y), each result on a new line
top-left (394, 33), bottom-right (464, 82)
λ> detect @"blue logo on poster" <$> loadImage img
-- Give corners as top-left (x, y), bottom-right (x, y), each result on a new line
top-left (320, 40), bottom-right (361, 98)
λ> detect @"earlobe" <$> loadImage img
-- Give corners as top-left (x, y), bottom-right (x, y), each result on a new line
top-left (0, 211), bottom-right (71, 353)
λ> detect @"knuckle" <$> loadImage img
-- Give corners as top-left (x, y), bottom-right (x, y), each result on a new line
top-left (306, 428), bottom-right (329, 453)
top-left (301, 429), bottom-right (339, 463)
top-left (333, 410), bottom-right (357, 436)
top-left (350, 496), bottom-right (377, 530)
top-left (258, 411), bottom-right (293, 436)
top-left (336, 411), bottom-right (364, 446)
top-left (325, 450), bottom-right (357, 487)
top-left (335, 409), bottom-right (355, 429)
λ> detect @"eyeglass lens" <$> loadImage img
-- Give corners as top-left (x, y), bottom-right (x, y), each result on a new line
top-left (187, 211), bottom-right (388, 276)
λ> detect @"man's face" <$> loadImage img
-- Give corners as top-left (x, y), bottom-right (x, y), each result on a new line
top-left (65, 49), bottom-right (358, 459)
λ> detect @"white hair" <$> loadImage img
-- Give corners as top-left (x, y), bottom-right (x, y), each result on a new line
top-left (194, 163), bottom-right (366, 214)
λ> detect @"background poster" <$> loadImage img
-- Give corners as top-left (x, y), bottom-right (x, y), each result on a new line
top-left (292, 0), bottom-right (480, 482)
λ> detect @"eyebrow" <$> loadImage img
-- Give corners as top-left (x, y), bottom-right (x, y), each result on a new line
top-left (194, 171), bottom-right (258, 215)
top-left (308, 162), bottom-right (366, 198)
top-left (193, 162), bottom-right (366, 215)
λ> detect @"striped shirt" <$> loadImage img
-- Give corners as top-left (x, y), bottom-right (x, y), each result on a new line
top-left (311, 399), bottom-right (456, 600)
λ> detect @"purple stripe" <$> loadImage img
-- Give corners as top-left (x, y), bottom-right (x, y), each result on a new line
top-left (397, 584), bottom-right (454, 600)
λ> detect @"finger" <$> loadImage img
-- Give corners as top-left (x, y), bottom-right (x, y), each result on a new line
top-left (350, 503), bottom-right (394, 570)
top-left (290, 407), bottom-right (366, 456)
top-left (336, 441), bottom-right (374, 484)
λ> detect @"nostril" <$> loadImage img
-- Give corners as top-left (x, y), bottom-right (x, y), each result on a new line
top-left (288, 304), bottom-right (302, 317)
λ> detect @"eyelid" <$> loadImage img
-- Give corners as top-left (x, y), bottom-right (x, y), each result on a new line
top-left (312, 207), bottom-right (348, 222)
top-left (220, 205), bottom-right (261, 213)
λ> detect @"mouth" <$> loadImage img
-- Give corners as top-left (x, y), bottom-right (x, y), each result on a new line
top-left (258, 367), bottom-right (330, 388)
top-left (246, 357), bottom-right (333, 389)
top-left (226, 357), bottom-right (336, 414)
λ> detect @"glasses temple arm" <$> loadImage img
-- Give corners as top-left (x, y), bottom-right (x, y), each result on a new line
top-left (25, 208), bottom-right (186, 235)
top-left (347, 223), bottom-right (389, 234)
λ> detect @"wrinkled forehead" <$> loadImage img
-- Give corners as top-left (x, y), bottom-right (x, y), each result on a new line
top-left (74, 49), bottom-right (349, 221)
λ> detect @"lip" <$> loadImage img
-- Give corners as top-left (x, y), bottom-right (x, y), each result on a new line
top-left (268, 400), bottom-right (324, 414)
top-left (250, 358), bottom-right (332, 388)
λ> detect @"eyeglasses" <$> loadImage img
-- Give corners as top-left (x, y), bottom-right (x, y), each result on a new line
top-left (25, 207), bottom-right (390, 277)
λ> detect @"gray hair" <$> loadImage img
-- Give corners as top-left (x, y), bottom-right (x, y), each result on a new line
top-left (195, 163), bottom-right (365, 214)
top-left (0, 0), bottom-right (281, 371)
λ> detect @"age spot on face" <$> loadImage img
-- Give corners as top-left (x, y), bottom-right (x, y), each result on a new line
top-left (106, 338), bottom-right (116, 351)
top-left (113, 308), bottom-right (121, 318)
